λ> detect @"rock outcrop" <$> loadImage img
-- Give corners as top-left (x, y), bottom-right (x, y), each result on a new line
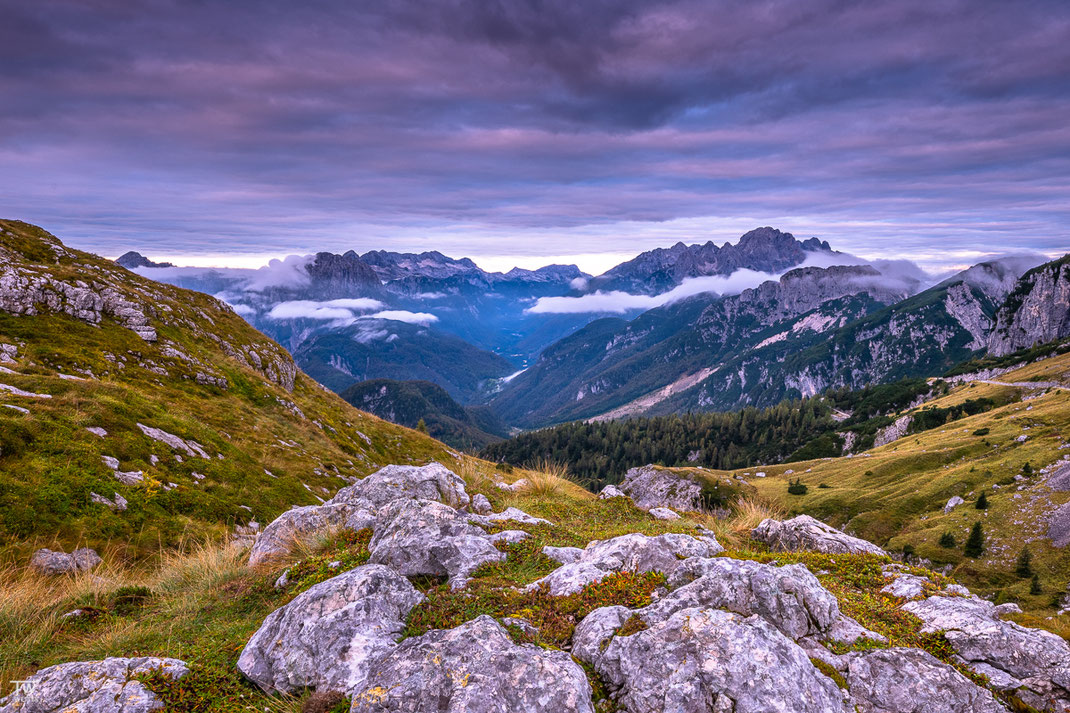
top-left (575, 607), bottom-right (851, 713)
top-left (350, 615), bottom-right (594, 713)
top-left (529, 532), bottom-right (723, 596)
top-left (904, 594), bottom-right (1070, 711)
top-left (238, 564), bottom-right (424, 695)
top-left (752, 515), bottom-right (886, 556)
top-left (844, 647), bottom-right (1007, 713)
top-left (29, 547), bottom-right (101, 576)
top-left (0, 657), bottom-right (189, 713)
top-left (618, 465), bottom-right (704, 512)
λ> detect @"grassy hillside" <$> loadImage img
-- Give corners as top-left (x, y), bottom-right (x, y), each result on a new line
top-left (0, 220), bottom-right (455, 561)
top-left (672, 351), bottom-right (1070, 612)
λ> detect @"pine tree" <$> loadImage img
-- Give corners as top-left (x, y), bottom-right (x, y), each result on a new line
top-left (964, 522), bottom-right (985, 558)
top-left (975, 491), bottom-right (989, 510)
top-left (1015, 548), bottom-right (1033, 578)
top-left (1021, 462), bottom-right (1033, 476)
top-left (416, 419), bottom-right (428, 434)
top-left (1030, 574), bottom-right (1042, 595)
top-left (938, 532), bottom-right (956, 548)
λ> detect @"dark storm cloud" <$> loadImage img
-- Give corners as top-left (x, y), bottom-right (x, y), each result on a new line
top-left (0, 0), bottom-right (1067, 266)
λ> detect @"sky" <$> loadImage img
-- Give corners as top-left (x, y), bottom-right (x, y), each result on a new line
top-left (2, 0), bottom-right (1068, 275)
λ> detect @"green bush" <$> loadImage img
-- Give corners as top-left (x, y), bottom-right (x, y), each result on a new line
top-left (787, 478), bottom-right (808, 496)
top-left (938, 532), bottom-right (956, 548)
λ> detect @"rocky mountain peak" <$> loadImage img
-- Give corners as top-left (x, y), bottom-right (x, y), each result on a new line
top-left (116, 251), bottom-right (174, 269)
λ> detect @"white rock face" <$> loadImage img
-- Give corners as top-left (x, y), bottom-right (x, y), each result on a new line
top-left (874, 414), bottom-right (913, 447)
top-left (528, 533), bottom-right (723, 596)
top-left (752, 515), bottom-right (886, 556)
top-left (659, 556), bottom-right (879, 643)
top-left (350, 615), bottom-right (595, 713)
top-left (618, 465), bottom-right (704, 511)
top-left (575, 607), bottom-right (851, 713)
top-left (904, 594), bottom-right (1070, 711)
top-left (249, 462), bottom-right (469, 565)
top-left (845, 647), bottom-right (1007, 713)
top-left (237, 564), bottom-right (424, 695)
top-left (0, 657), bottom-right (188, 713)
top-left (29, 547), bottom-right (102, 576)
top-left (988, 258), bottom-right (1070, 356)
top-left (368, 498), bottom-right (506, 589)
top-left (599, 484), bottom-right (627, 499)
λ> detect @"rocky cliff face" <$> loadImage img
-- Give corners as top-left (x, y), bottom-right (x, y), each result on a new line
top-left (988, 256), bottom-right (1070, 356)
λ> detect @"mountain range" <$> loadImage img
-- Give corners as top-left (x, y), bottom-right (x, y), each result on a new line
top-left (116, 227), bottom-right (1068, 435)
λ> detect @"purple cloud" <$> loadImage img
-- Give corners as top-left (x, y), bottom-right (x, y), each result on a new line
top-left (0, 0), bottom-right (1067, 267)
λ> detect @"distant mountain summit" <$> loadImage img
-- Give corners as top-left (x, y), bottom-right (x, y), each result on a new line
top-left (587, 227), bottom-right (833, 295)
top-left (116, 251), bottom-right (174, 269)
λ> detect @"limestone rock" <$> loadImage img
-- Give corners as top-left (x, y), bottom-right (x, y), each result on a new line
top-left (619, 465), bottom-right (704, 512)
top-left (657, 556), bottom-right (877, 643)
top-left (332, 462), bottom-right (470, 510)
top-left (369, 499), bottom-right (505, 589)
top-left (0, 657), bottom-right (188, 713)
top-left (249, 503), bottom-right (373, 567)
top-left (575, 607), bottom-right (850, 713)
top-left (237, 564), bottom-right (423, 695)
top-left (529, 532), bottom-right (723, 596)
top-left (350, 615), bottom-right (594, 713)
top-left (904, 594), bottom-right (1070, 711)
top-left (471, 493), bottom-right (493, 515)
top-left (845, 647), bottom-right (1007, 713)
top-left (599, 484), bottom-right (627, 499)
top-left (944, 496), bottom-right (965, 514)
top-left (29, 547), bottom-right (101, 576)
top-left (648, 507), bottom-right (680, 520)
top-left (752, 515), bottom-right (885, 556)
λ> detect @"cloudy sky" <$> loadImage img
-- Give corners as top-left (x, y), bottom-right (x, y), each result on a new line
top-left (2, 0), bottom-right (1068, 274)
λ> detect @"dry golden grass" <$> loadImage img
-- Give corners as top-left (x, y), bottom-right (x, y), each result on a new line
top-left (698, 496), bottom-right (785, 550)
top-left (518, 458), bottom-right (592, 499)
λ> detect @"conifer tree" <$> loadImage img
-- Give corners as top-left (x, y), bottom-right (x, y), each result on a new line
top-left (975, 491), bottom-right (988, 510)
top-left (964, 522), bottom-right (985, 558)
top-left (1015, 548), bottom-right (1033, 578)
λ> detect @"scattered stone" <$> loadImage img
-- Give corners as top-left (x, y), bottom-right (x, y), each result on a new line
top-left (90, 491), bottom-right (127, 511)
top-left (332, 462), bottom-right (470, 510)
top-left (752, 515), bottom-right (886, 556)
top-left (475, 506), bottom-right (552, 527)
top-left (137, 423), bottom-right (209, 458)
top-left (489, 529), bottom-right (531, 545)
top-left (238, 564), bottom-right (424, 695)
top-left (494, 477), bottom-right (529, 492)
top-left (2, 404), bottom-right (28, 414)
top-left (470, 492), bottom-right (492, 514)
top-left (0, 657), bottom-right (188, 713)
top-left (86, 427), bottom-right (107, 437)
top-left (648, 506), bottom-right (680, 520)
top-left (30, 547), bottom-right (102, 576)
top-left (0, 383), bottom-right (51, 398)
top-left (944, 496), bottom-right (965, 513)
top-left (598, 484), bottom-right (627, 499)
top-left (542, 545), bottom-right (584, 564)
top-left (350, 615), bottom-right (594, 713)
top-left (101, 455), bottom-right (120, 470)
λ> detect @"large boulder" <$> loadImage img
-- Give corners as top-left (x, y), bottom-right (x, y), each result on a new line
top-left (249, 462), bottom-right (469, 566)
top-left (237, 564), bottom-right (424, 695)
top-left (369, 499), bottom-right (506, 589)
top-left (29, 547), bottom-right (101, 576)
top-left (332, 462), bottom-right (470, 510)
top-left (618, 465), bottom-right (704, 512)
top-left (0, 657), bottom-right (189, 713)
top-left (657, 556), bottom-right (878, 644)
top-left (248, 503), bottom-right (374, 567)
top-left (574, 607), bottom-right (851, 713)
top-left (350, 615), bottom-right (594, 713)
top-left (752, 515), bottom-right (886, 556)
top-left (528, 532), bottom-right (723, 596)
top-left (845, 647), bottom-right (1007, 713)
top-left (904, 594), bottom-right (1070, 711)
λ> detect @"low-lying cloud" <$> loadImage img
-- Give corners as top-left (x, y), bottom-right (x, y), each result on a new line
top-left (362, 310), bottom-right (439, 325)
top-left (527, 267), bottom-right (779, 314)
top-left (267, 298), bottom-right (384, 320)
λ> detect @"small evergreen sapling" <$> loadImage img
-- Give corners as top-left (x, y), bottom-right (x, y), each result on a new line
top-left (1015, 548), bottom-right (1033, 578)
top-left (939, 532), bottom-right (956, 548)
top-left (964, 522), bottom-right (985, 558)
top-left (1030, 574), bottom-right (1042, 596)
top-left (975, 491), bottom-right (988, 510)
